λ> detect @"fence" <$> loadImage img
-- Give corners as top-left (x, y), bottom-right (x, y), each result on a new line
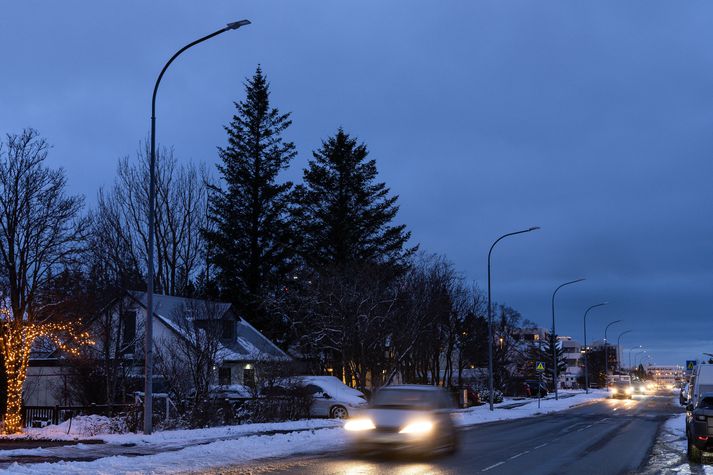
top-left (23, 404), bottom-right (136, 428)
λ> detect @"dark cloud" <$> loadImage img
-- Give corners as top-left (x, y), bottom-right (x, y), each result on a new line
top-left (2, 0), bottom-right (712, 364)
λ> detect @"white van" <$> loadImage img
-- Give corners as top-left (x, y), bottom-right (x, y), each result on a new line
top-left (691, 364), bottom-right (713, 407)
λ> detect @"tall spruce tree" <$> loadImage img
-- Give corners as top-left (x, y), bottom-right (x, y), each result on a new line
top-left (543, 332), bottom-right (568, 389)
top-left (293, 128), bottom-right (415, 274)
top-left (205, 66), bottom-right (296, 335)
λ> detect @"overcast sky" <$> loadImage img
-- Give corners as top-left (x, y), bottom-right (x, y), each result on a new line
top-left (2, 1), bottom-right (712, 365)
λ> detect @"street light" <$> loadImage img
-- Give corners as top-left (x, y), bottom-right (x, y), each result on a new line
top-left (603, 319), bottom-right (622, 377)
top-left (616, 330), bottom-right (632, 371)
top-left (487, 226), bottom-right (540, 411)
top-left (144, 19), bottom-right (251, 435)
top-left (551, 278), bottom-right (585, 400)
top-left (582, 302), bottom-right (607, 394)
top-left (628, 345), bottom-right (644, 369)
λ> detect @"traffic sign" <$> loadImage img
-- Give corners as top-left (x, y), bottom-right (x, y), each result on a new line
top-left (536, 361), bottom-right (546, 372)
top-left (686, 360), bottom-right (696, 372)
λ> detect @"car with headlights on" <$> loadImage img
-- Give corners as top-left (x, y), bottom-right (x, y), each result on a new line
top-left (344, 385), bottom-right (459, 455)
top-left (609, 381), bottom-right (634, 399)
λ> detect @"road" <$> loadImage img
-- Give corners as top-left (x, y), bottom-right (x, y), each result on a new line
top-left (220, 394), bottom-right (681, 475)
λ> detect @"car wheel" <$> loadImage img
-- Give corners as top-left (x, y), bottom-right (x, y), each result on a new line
top-left (688, 438), bottom-right (703, 463)
top-left (330, 405), bottom-right (348, 419)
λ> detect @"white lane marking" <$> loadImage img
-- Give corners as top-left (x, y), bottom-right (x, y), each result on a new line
top-left (482, 461), bottom-right (505, 472)
top-left (598, 417), bottom-right (610, 423)
top-left (509, 450), bottom-right (530, 460)
top-left (534, 443), bottom-right (548, 449)
top-left (564, 424), bottom-right (579, 432)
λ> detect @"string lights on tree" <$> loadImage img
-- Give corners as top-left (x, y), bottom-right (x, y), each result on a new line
top-left (0, 307), bottom-right (93, 434)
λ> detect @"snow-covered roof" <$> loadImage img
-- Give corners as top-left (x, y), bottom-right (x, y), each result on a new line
top-left (129, 291), bottom-right (289, 362)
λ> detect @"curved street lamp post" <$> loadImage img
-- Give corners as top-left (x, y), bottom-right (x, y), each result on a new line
top-left (551, 278), bottom-right (585, 400)
top-left (145, 19), bottom-right (251, 435)
top-left (616, 330), bottom-right (632, 372)
top-left (582, 302), bottom-right (607, 394)
top-left (487, 227), bottom-right (540, 411)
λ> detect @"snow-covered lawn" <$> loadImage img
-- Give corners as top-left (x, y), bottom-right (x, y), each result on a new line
top-left (1, 390), bottom-right (607, 474)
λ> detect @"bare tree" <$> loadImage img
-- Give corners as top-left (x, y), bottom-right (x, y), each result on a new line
top-left (108, 142), bottom-right (209, 296)
top-left (0, 129), bottom-right (91, 433)
top-left (155, 300), bottom-right (225, 427)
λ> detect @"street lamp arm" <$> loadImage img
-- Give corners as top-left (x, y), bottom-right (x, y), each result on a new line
top-left (152, 20), bottom-right (251, 115)
top-left (488, 227), bottom-right (541, 262)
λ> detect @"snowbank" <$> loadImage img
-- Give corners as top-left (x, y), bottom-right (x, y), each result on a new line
top-left (4, 428), bottom-right (347, 475)
top-left (455, 389), bottom-right (607, 426)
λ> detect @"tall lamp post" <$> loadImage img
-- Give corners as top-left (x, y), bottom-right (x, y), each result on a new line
top-left (582, 302), bottom-right (607, 394)
top-left (616, 330), bottom-right (632, 372)
top-left (603, 319), bottom-right (622, 378)
top-left (551, 278), bottom-right (585, 400)
top-left (487, 227), bottom-right (540, 411)
top-left (628, 345), bottom-right (644, 369)
top-left (145, 19), bottom-right (251, 435)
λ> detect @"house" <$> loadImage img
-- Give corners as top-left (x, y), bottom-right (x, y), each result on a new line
top-left (23, 291), bottom-right (290, 407)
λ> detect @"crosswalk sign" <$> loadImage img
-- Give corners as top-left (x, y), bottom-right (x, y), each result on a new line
top-left (536, 361), bottom-right (545, 372)
top-left (686, 360), bottom-right (696, 372)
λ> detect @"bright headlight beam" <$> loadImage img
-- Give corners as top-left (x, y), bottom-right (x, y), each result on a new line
top-left (344, 418), bottom-right (375, 431)
top-left (399, 420), bottom-right (434, 434)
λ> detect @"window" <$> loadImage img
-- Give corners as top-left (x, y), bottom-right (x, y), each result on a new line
top-left (121, 311), bottom-right (136, 354)
top-left (243, 368), bottom-right (255, 387)
top-left (218, 367), bottom-right (231, 386)
top-left (221, 319), bottom-right (234, 340)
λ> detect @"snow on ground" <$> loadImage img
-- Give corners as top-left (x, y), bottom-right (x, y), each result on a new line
top-left (455, 389), bottom-right (606, 426)
top-left (3, 428), bottom-right (347, 475)
top-left (0, 390), bottom-right (606, 474)
top-left (16, 416), bottom-right (342, 445)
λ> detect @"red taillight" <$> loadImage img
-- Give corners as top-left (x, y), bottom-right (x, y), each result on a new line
top-left (698, 436), bottom-right (709, 441)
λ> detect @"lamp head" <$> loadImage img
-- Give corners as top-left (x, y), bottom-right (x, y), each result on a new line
top-left (227, 19), bottom-right (251, 30)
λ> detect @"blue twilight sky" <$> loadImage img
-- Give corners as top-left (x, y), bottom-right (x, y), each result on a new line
top-left (2, 1), bottom-right (712, 365)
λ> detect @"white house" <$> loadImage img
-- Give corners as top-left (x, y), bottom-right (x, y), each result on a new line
top-left (23, 291), bottom-right (290, 407)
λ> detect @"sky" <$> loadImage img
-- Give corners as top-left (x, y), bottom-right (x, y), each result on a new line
top-left (2, 1), bottom-right (712, 365)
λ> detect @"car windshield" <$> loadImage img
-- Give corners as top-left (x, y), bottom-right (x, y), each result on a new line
top-left (371, 389), bottom-right (440, 410)
top-left (699, 397), bottom-right (713, 409)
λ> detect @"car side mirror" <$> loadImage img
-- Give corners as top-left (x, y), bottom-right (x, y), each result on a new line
top-left (322, 392), bottom-right (332, 400)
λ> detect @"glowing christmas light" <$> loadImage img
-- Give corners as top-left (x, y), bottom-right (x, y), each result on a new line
top-left (0, 307), bottom-right (93, 434)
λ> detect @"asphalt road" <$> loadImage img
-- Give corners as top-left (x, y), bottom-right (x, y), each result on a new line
top-left (226, 393), bottom-right (681, 475)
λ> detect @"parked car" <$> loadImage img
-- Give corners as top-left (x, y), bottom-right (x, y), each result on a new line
top-left (686, 392), bottom-right (713, 462)
top-left (345, 384), bottom-right (459, 455)
top-left (691, 364), bottom-right (713, 409)
top-left (295, 376), bottom-right (367, 419)
top-left (609, 381), bottom-right (633, 399)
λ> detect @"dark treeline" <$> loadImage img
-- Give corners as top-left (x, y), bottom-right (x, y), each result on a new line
top-left (0, 66), bottom-right (559, 404)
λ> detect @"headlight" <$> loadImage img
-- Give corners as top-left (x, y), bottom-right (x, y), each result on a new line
top-left (344, 418), bottom-right (375, 431)
top-left (611, 388), bottom-right (618, 394)
top-left (626, 387), bottom-right (633, 394)
top-left (399, 420), bottom-right (434, 434)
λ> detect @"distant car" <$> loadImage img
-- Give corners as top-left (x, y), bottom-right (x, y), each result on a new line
top-left (295, 376), bottom-right (367, 419)
top-left (345, 385), bottom-right (459, 455)
top-left (686, 392), bottom-right (713, 462)
top-left (609, 381), bottom-right (634, 399)
top-left (631, 381), bottom-right (648, 396)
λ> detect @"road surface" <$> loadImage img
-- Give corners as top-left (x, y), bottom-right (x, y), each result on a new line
top-left (218, 394), bottom-right (681, 474)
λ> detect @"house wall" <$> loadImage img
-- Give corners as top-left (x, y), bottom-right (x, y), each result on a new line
top-left (24, 365), bottom-right (74, 406)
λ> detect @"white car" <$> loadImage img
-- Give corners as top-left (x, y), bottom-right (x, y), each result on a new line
top-left (296, 376), bottom-right (367, 419)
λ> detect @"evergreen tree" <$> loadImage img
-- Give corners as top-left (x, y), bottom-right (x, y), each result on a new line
top-left (542, 332), bottom-right (567, 389)
top-left (205, 66), bottom-right (296, 335)
top-left (293, 128), bottom-right (415, 274)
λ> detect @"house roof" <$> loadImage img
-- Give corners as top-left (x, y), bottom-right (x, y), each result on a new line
top-left (129, 291), bottom-right (289, 362)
